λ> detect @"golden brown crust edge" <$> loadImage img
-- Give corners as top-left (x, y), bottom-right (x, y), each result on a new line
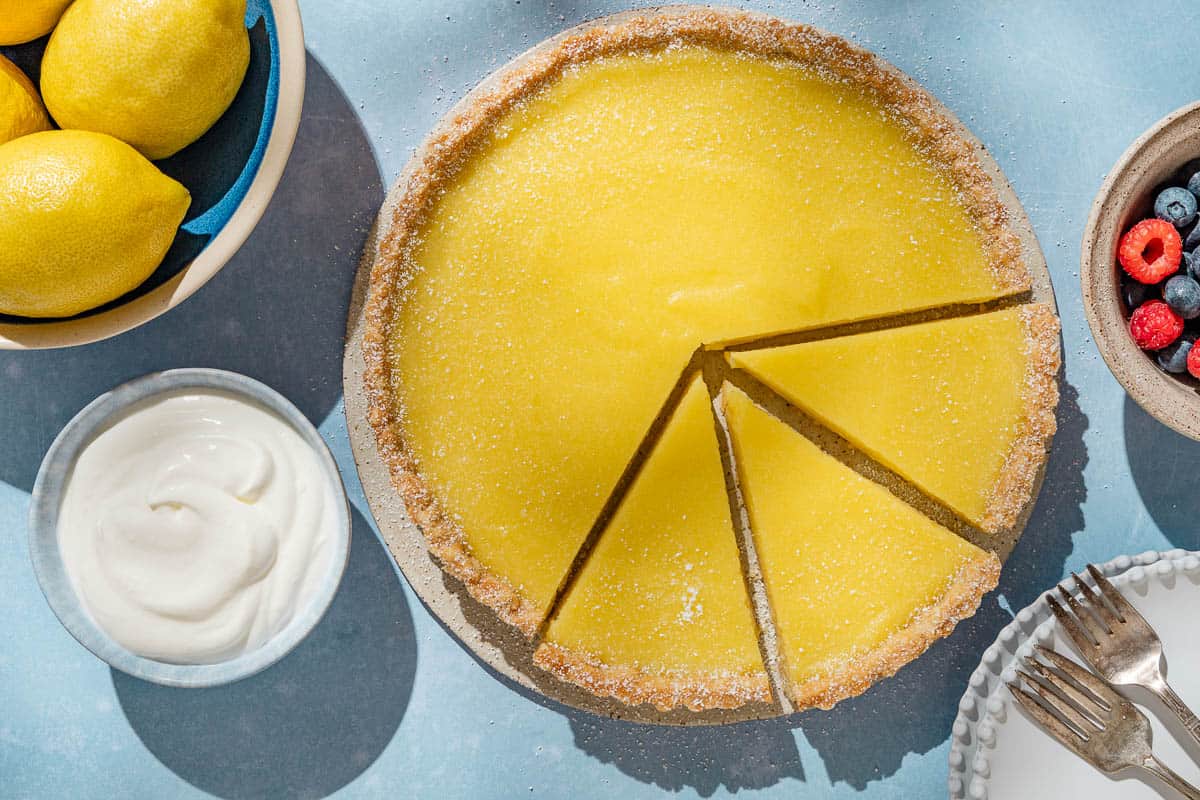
top-left (531, 643), bottom-right (773, 713)
top-left (978, 303), bottom-right (1062, 533)
top-left (785, 551), bottom-right (1002, 711)
top-left (362, 7), bottom-right (1037, 645)
top-left (362, 390), bottom-right (544, 636)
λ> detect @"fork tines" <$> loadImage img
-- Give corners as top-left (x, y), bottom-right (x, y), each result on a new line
top-left (1009, 645), bottom-right (1115, 743)
top-left (1046, 565), bottom-right (1136, 650)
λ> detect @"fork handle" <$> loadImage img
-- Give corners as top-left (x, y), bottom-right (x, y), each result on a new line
top-left (1143, 755), bottom-right (1200, 800)
top-left (1149, 679), bottom-right (1200, 749)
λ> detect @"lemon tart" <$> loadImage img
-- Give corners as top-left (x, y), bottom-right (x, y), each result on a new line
top-left (721, 385), bottom-right (1001, 709)
top-left (361, 7), bottom-right (1058, 715)
top-left (729, 306), bottom-right (1060, 532)
top-left (534, 377), bottom-right (769, 711)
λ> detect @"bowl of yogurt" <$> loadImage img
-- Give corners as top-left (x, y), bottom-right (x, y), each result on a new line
top-left (29, 368), bottom-right (351, 687)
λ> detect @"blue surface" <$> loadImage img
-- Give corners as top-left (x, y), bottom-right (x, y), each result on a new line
top-left (3, 1), bottom-right (1200, 797)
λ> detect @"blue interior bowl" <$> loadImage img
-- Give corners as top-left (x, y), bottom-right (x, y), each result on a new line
top-left (0, 0), bottom-right (304, 347)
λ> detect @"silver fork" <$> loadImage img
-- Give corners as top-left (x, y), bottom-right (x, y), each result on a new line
top-left (1009, 645), bottom-right (1200, 799)
top-left (1049, 564), bottom-right (1200, 748)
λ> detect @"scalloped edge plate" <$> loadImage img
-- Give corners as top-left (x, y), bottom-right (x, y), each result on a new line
top-left (949, 549), bottom-right (1200, 799)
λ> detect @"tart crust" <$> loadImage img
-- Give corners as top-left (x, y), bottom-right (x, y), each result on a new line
top-left (978, 304), bottom-right (1062, 533)
top-left (362, 6), bottom-right (1048, 707)
top-left (785, 551), bottom-right (1001, 711)
top-left (531, 641), bottom-right (773, 713)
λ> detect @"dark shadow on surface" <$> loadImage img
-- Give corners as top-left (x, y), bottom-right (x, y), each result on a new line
top-left (418, 567), bottom-right (803, 796)
top-left (995, 377), bottom-right (1090, 610)
top-left (1125, 394), bottom-right (1200, 549)
top-left (113, 508), bottom-right (416, 800)
top-left (562, 711), bottom-right (804, 796)
top-left (0, 37), bottom-right (48, 85)
top-left (801, 595), bottom-right (1009, 789)
top-left (801, 373), bottom-right (1087, 789)
top-left (800, 374), bottom-right (1088, 789)
top-left (0, 53), bottom-right (383, 493)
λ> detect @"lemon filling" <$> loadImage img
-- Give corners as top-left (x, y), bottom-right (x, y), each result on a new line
top-left (537, 377), bottom-right (767, 703)
top-left (722, 386), bottom-right (997, 703)
top-left (729, 307), bottom-right (1052, 529)
top-left (390, 45), bottom-right (1020, 622)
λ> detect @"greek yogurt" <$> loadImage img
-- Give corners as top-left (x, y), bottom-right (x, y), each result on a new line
top-left (56, 390), bottom-right (337, 665)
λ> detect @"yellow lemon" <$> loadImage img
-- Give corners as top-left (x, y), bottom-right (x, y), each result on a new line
top-left (0, 56), bottom-right (51, 145)
top-left (0, 0), bottom-right (74, 45)
top-left (0, 130), bottom-right (191, 317)
top-left (41, 0), bottom-right (249, 160)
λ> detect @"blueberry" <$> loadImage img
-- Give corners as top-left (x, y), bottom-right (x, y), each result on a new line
top-left (1185, 219), bottom-right (1200, 250)
top-left (1186, 251), bottom-right (1200, 281)
top-left (1164, 274), bottom-right (1200, 319)
top-left (1155, 186), bottom-right (1198, 227)
top-left (1124, 279), bottom-right (1158, 310)
top-left (1188, 171), bottom-right (1200, 199)
top-left (1157, 335), bottom-right (1196, 373)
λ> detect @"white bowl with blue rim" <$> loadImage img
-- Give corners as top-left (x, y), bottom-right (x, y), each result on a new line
top-left (0, 0), bottom-right (305, 350)
top-left (28, 368), bottom-right (351, 687)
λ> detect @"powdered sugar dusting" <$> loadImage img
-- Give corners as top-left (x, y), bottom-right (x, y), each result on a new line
top-left (359, 6), bottom-right (1046, 715)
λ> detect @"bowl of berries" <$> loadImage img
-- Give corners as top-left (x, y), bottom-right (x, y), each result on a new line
top-left (1083, 101), bottom-right (1200, 440)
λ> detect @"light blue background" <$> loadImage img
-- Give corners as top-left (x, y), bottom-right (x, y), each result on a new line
top-left (2, 1), bottom-right (1197, 797)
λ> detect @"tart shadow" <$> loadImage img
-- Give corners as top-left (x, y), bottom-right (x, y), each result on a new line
top-left (996, 375), bottom-right (1089, 611)
top-left (799, 594), bottom-right (1011, 789)
top-left (438, 570), bottom-right (805, 794)
top-left (563, 711), bottom-right (805, 796)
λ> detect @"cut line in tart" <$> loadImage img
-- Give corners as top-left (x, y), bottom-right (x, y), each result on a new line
top-left (359, 6), bottom-right (1060, 718)
top-left (728, 305), bottom-right (1061, 533)
top-left (534, 376), bottom-right (769, 712)
top-left (721, 385), bottom-right (1001, 710)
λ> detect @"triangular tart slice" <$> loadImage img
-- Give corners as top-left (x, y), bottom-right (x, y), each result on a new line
top-left (721, 386), bottom-right (1000, 709)
top-left (729, 305), bottom-right (1059, 532)
top-left (534, 376), bottom-right (769, 711)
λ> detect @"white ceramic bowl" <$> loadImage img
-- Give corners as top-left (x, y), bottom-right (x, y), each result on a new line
top-left (28, 368), bottom-right (351, 687)
top-left (0, 0), bottom-right (306, 350)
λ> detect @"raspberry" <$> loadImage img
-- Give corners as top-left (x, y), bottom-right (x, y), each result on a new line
top-left (1119, 218), bottom-right (1182, 283)
top-left (1189, 341), bottom-right (1200, 378)
top-left (1130, 300), bottom-right (1184, 349)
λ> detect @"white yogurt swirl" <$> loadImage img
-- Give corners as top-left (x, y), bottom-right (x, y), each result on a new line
top-left (57, 390), bottom-right (337, 664)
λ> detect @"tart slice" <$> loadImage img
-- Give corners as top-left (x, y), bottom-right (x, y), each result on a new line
top-left (721, 386), bottom-right (1000, 710)
top-left (729, 306), bottom-right (1060, 531)
top-left (533, 376), bottom-right (769, 711)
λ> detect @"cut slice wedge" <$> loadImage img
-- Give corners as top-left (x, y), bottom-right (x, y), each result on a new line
top-left (534, 376), bottom-right (769, 711)
top-left (728, 305), bottom-right (1059, 532)
top-left (721, 385), bottom-right (1000, 710)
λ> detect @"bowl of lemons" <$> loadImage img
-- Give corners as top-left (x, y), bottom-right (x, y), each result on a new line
top-left (0, 0), bottom-right (304, 349)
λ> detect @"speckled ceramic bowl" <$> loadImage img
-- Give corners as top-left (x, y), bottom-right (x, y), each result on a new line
top-left (1082, 101), bottom-right (1200, 440)
top-left (28, 368), bottom-right (351, 688)
top-left (0, 0), bottom-right (305, 350)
